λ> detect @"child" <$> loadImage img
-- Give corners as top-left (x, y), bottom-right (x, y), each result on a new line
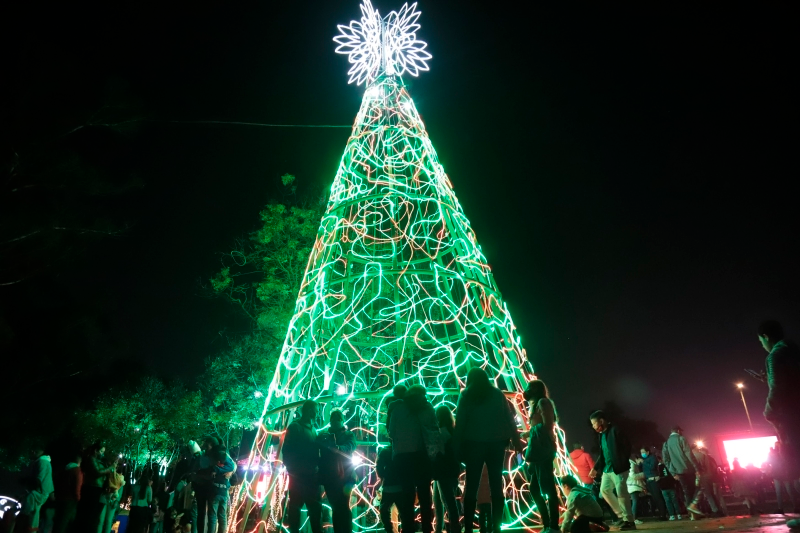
top-left (477, 465), bottom-right (491, 533)
top-left (559, 475), bottom-right (608, 533)
top-left (376, 442), bottom-right (402, 533)
top-left (657, 459), bottom-right (680, 520)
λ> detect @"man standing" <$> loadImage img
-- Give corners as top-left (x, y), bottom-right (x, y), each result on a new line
top-left (687, 444), bottom-right (723, 517)
top-left (639, 448), bottom-right (667, 521)
top-left (662, 426), bottom-right (701, 509)
top-left (19, 447), bottom-right (54, 532)
top-left (206, 445), bottom-right (236, 533)
top-left (318, 409), bottom-right (357, 533)
top-left (570, 444), bottom-right (596, 486)
top-left (758, 320), bottom-right (800, 473)
top-left (283, 400), bottom-right (322, 533)
top-left (588, 411), bottom-right (636, 531)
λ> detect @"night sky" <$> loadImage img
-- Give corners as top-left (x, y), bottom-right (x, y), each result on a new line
top-left (2, 2), bottom-right (796, 449)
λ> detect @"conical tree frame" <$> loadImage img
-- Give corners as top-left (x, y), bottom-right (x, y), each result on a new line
top-left (229, 75), bottom-right (573, 533)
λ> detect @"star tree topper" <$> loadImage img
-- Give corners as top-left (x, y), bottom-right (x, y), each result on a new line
top-left (334, 0), bottom-right (432, 85)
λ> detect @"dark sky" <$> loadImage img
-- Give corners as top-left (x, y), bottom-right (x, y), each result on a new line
top-left (2, 2), bottom-right (796, 449)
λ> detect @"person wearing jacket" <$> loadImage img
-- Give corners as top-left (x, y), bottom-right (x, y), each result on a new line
top-left (686, 445), bottom-right (722, 517)
top-left (53, 452), bottom-right (82, 533)
top-left (377, 441), bottom-right (401, 533)
top-left (758, 320), bottom-right (800, 470)
top-left (559, 475), bottom-right (607, 533)
top-left (318, 409), bottom-right (357, 533)
top-left (626, 458), bottom-right (646, 524)
top-left (455, 368), bottom-right (522, 533)
top-left (283, 400), bottom-right (322, 533)
top-left (128, 472), bottom-right (154, 533)
top-left (588, 411), bottom-right (635, 531)
top-left (76, 442), bottom-right (117, 533)
top-left (662, 426), bottom-right (701, 507)
top-left (570, 444), bottom-right (596, 486)
top-left (206, 445), bottom-right (236, 533)
top-left (19, 448), bottom-right (54, 532)
top-left (389, 384), bottom-right (440, 533)
top-left (639, 448), bottom-right (667, 520)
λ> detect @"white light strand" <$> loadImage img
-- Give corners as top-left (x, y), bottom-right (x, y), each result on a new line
top-left (334, 0), bottom-right (431, 85)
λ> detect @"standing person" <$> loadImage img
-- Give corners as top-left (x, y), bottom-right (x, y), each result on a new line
top-left (376, 439), bottom-right (401, 533)
top-left (626, 458), bottom-right (645, 525)
top-left (206, 446), bottom-right (235, 533)
top-left (662, 426), bottom-right (701, 509)
top-left (129, 472), bottom-right (154, 533)
top-left (99, 460), bottom-right (126, 533)
top-left (523, 380), bottom-right (560, 533)
top-left (767, 443), bottom-right (796, 514)
top-left (639, 448), bottom-right (667, 521)
top-left (194, 436), bottom-right (221, 533)
top-left (433, 406), bottom-right (460, 533)
top-left (282, 400), bottom-right (322, 533)
top-left (476, 466), bottom-right (491, 533)
top-left (588, 411), bottom-right (636, 531)
top-left (570, 444), bottom-right (596, 486)
top-left (758, 321), bottom-right (800, 475)
top-left (53, 452), bottom-right (82, 533)
top-left (19, 447), bottom-right (54, 533)
top-left (318, 409), bottom-right (356, 533)
top-left (559, 475), bottom-right (608, 533)
top-left (76, 442), bottom-right (117, 533)
top-left (657, 459), bottom-right (680, 520)
top-left (389, 384), bottom-right (440, 533)
top-left (454, 368), bottom-right (522, 533)
top-left (687, 444), bottom-right (722, 517)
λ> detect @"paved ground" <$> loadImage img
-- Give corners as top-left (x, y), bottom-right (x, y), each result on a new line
top-left (629, 513), bottom-right (797, 532)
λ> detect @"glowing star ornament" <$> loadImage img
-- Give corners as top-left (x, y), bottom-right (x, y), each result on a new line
top-left (334, 0), bottom-right (431, 84)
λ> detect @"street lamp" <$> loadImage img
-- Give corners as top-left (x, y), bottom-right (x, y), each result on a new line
top-left (736, 383), bottom-right (754, 431)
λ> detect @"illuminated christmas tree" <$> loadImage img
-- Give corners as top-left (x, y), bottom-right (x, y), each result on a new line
top-left (230, 2), bottom-right (572, 532)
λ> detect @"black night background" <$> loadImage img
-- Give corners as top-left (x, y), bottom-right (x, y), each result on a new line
top-left (1, 1), bottom-right (796, 466)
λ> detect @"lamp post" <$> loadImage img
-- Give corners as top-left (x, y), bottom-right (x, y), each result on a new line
top-left (737, 383), bottom-right (754, 431)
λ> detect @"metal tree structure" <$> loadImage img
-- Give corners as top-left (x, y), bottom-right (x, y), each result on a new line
top-left (230, 2), bottom-right (572, 532)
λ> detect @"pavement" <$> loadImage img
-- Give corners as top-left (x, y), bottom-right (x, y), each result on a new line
top-left (622, 514), bottom-right (798, 532)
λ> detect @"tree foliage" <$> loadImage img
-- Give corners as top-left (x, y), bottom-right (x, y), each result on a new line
top-left (75, 377), bottom-right (203, 472)
top-left (202, 175), bottom-right (324, 443)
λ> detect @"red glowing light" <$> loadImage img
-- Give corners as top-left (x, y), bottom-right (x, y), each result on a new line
top-left (722, 436), bottom-right (778, 469)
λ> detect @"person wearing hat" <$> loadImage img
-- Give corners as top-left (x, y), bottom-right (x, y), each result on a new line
top-left (662, 425), bottom-right (702, 513)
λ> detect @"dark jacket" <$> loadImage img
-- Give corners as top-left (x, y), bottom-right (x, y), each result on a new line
top-left (656, 462), bottom-right (676, 490)
top-left (376, 446), bottom-right (401, 488)
top-left (283, 419), bottom-right (319, 477)
top-left (593, 425), bottom-right (631, 475)
top-left (662, 433), bottom-right (700, 475)
top-left (764, 340), bottom-right (800, 422)
top-left (388, 394), bottom-right (439, 456)
top-left (454, 384), bottom-right (517, 445)
top-left (318, 426), bottom-right (356, 486)
top-left (642, 454), bottom-right (660, 479)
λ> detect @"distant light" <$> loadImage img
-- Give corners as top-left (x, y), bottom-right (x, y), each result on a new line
top-left (254, 390), bottom-right (263, 398)
top-left (352, 454), bottom-right (363, 466)
top-left (695, 440), bottom-right (704, 449)
top-left (134, 428), bottom-right (140, 432)
top-left (736, 383), bottom-right (744, 389)
top-left (336, 385), bottom-right (347, 395)
top-left (119, 454), bottom-right (123, 458)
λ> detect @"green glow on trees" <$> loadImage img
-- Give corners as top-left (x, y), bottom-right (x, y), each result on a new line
top-left (230, 73), bottom-right (574, 533)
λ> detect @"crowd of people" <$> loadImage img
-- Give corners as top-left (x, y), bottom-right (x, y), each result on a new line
top-left (6, 435), bottom-right (238, 533)
top-left (7, 321), bottom-right (799, 533)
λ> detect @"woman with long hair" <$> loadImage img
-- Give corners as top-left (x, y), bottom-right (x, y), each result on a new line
top-left (455, 368), bottom-right (523, 533)
top-left (523, 379), bottom-right (560, 533)
top-left (433, 406), bottom-right (460, 533)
